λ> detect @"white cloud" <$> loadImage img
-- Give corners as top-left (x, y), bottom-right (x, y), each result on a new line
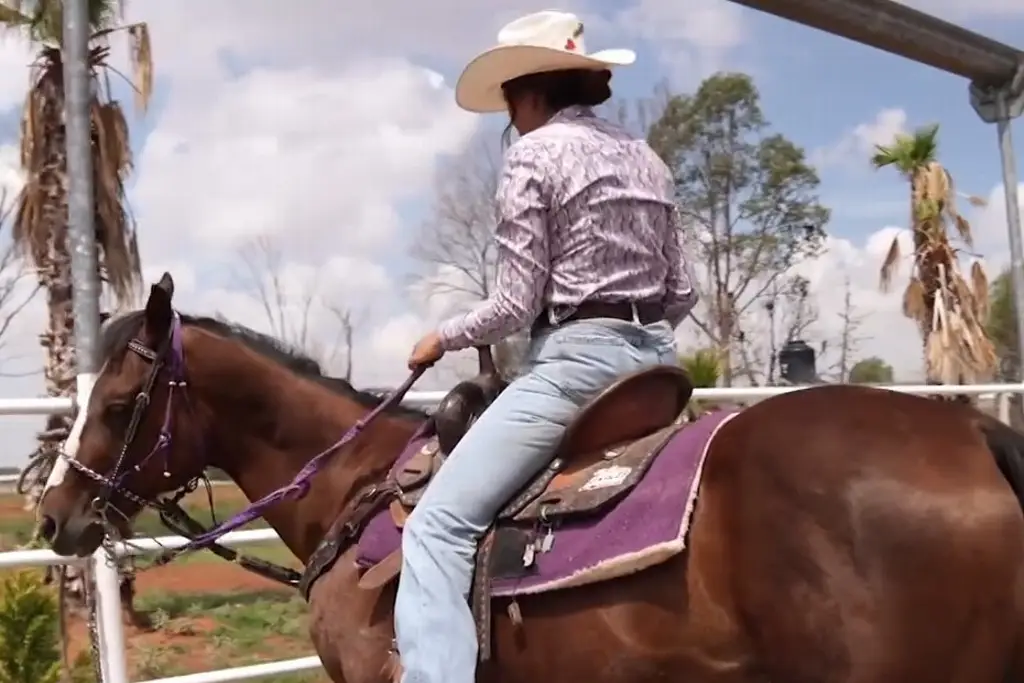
top-left (0, 36), bottom-right (32, 113)
top-left (797, 228), bottom-right (925, 379)
top-left (812, 108), bottom-right (908, 169)
top-left (132, 60), bottom-right (476, 260)
top-left (615, 0), bottom-right (747, 83)
top-left (0, 142), bottom-right (22, 200)
top-left (973, 182), bottom-right (1023, 261)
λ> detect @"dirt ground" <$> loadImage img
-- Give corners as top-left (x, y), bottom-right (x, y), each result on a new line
top-left (65, 560), bottom-right (312, 678)
top-left (0, 486), bottom-right (320, 679)
top-left (135, 556), bottom-right (293, 595)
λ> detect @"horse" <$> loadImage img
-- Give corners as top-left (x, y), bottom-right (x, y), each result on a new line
top-left (36, 273), bottom-right (1024, 683)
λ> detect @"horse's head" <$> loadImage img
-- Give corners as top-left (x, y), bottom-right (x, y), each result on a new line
top-left (38, 272), bottom-right (208, 557)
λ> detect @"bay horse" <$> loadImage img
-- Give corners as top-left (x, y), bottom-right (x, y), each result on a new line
top-left (37, 273), bottom-right (1024, 683)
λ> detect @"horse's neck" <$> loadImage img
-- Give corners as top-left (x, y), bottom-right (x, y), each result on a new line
top-left (191, 342), bottom-right (417, 562)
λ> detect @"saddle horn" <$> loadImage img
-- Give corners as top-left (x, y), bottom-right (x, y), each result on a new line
top-left (477, 345), bottom-right (496, 376)
top-left (433, 346), bottom-right (508, 456)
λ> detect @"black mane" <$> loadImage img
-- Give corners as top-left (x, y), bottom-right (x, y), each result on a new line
top-left (101, 310), bottom-right (427, 420)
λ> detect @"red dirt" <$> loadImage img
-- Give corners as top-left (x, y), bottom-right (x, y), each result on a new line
top-left (0, 496), bottom-right (29, 518)
top-left (134, 559), bottom-right (294, 595)
top-left (64, 560), bottom-right (303, 677)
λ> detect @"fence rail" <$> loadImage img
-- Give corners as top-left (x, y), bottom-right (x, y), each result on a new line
top-left (0, 382), bottom-right (1022, 682)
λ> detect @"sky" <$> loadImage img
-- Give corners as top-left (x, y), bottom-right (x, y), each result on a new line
top-left (0, 0), bottom-right (1022, 466)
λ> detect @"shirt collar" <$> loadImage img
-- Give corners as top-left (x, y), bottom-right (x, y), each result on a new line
top-left (547, 105), bottom-right (596, 126)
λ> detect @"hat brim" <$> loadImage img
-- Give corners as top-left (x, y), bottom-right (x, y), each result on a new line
top-left (455, 45), bottom-right (636, 114)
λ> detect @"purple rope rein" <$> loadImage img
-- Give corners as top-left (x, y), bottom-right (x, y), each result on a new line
top-left (166, 362), bottom-right (428, 556)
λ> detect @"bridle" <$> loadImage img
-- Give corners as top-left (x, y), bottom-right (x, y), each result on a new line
top-left (59, 312), bottom-right (303, 587)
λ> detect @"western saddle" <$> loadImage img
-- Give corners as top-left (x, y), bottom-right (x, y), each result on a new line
top-left (302, 346), bottom-right (695, 661)
top-left (392, 346), bottom-right (693, 523)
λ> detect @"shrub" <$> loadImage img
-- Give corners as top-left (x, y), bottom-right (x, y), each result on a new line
top-left (0, 570), bottom-right (61, 683)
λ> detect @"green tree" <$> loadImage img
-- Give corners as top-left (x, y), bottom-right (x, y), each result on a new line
top-left (987, 268), bottom-right (1018, 381)
top-left (647, 72), bottom-right (829, 386)
top-left (871, 124), bottom-right (994, 385)
top-left (848, 357), bottom-right (895, 384)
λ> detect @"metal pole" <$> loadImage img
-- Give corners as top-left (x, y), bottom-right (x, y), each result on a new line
top-left (996, 93), bottom-right (1024, 380)
top-left (61, 1), bottom-right (128, 682)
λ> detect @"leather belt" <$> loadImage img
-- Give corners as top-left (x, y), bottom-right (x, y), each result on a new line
top-left (532, 301), bottom-right (665, 334)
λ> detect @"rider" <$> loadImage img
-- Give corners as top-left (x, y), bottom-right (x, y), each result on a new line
top-left (399, 10), bottom-right (698, 683)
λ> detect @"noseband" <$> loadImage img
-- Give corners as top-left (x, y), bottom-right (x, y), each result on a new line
top-left (61, 313), bottom-right (193, 516)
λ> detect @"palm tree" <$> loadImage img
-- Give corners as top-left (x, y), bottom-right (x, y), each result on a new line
top-left (0, 0), bottom-right (151, 629)
top-left (872, 124), bottom-right (996, 386)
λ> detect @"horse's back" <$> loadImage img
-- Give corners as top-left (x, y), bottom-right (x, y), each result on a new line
top-left (696, 384), bottom-right (1024, 682)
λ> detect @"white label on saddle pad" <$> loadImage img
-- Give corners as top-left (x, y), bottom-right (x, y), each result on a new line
top-left (580, 465), bottom-right (632, 491)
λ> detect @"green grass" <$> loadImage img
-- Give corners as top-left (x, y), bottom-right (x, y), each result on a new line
top-left (131, 590), bottom-right (327, 681)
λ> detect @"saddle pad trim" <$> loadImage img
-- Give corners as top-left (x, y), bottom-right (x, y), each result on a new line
top-left (492, 410), bottom-right (739, 596)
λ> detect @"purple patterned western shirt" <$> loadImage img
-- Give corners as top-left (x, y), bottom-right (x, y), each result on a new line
top-left (438, 105), bottom-right (697, 351)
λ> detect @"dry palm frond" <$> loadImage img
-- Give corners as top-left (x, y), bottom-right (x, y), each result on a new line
top-left (902, 278), bottom-right (927, 321)
top-left (970, 261), bottom-right (989, 321)
top-left (879, 236), bottom-right (901, 293)
top-left (962, 193), bottom-right (988, 208)
top-left (128, 22), bottom-right (152, 113)
top-left (9, 9), bottom-right (146, 306)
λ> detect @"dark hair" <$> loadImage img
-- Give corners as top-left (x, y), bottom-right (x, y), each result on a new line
top-left (500, 68), bottom-right (612, 146)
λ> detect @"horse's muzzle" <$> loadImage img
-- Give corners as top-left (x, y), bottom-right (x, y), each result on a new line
top-left (39, 511), bottom-right (106, 558)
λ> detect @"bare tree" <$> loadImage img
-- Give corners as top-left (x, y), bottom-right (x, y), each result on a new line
top-left (0, 189), bottom-right (41, 376)
top-left (321, 303), bottom-right (363, 381)
top-left (411, 137), bottom-right (528, 380)
top-left (830, 277), bottom-right (867, 382)
top-left (233, 235), bottom-right (361, 376)
top-left (412, 137), bottom-right (501, 303)
top-left (734, 275), bottom-right (821, 385)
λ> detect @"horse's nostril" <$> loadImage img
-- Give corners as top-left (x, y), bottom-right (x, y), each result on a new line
top-left (38, 515), bottom-right (58, 543)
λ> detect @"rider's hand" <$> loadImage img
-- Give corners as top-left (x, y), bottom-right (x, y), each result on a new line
top-left (408, 331), bottom-right (445, 370)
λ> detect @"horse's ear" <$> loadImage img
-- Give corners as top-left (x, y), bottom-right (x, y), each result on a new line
top-left (155, 272), bottom-right (174, 298)
top-left (143, 272), bottom-right (175, 339)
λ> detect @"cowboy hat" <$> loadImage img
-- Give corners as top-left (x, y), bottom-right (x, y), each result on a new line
top-left (455, 10), bottom-right (636, 114)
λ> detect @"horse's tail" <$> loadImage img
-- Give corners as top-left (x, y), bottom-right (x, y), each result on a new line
top-left (979, 414), bottom-right (1024, 511)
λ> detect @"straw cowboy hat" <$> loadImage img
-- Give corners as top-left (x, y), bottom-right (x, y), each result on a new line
top-left (455, 10), bottom-right (636, 113)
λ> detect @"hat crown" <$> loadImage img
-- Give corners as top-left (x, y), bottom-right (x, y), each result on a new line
top-left (496, 10), bottom-right (586, 54)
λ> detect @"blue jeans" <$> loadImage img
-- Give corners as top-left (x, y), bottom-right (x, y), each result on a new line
top-left (394, 317), bottom-right (678, 683)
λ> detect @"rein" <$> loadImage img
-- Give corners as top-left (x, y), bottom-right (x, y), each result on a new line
top-left (59, 311), bottom-right (427, 589)
top-left (152, 364), bottom-right (427, 564)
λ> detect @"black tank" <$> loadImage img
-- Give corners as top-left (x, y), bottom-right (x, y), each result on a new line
top-left (778, 339), bottom-right (818, 385)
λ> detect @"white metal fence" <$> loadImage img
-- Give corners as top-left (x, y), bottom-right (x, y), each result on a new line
top-left (0, 382), bottom-right (1022, 682)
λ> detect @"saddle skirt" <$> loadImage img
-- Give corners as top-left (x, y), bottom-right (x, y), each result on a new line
top-left (357, 406), bottom-right (737, 597)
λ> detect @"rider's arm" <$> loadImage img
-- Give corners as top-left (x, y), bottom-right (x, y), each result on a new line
top-left (662, 204), bottom-right (699, 329)
top-left (438, 140), bottom-right (552, 351)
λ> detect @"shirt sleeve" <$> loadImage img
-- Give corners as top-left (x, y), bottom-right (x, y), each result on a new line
top-left (437, 141), bottom-right (552, 351)
top-left (662, 205), bottom-right (699, 329)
